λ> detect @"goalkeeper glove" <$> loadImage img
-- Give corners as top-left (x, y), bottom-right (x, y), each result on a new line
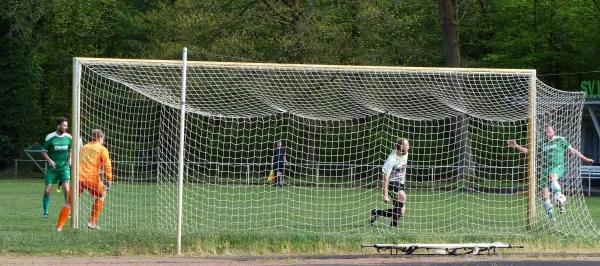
top-left (105, 181), bottom-right (112, 191)
top-left (268, 170), bottom-right (275, 182)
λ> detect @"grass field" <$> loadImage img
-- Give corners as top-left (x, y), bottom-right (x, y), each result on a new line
top-left (1, 179), bottom-right (600, 256)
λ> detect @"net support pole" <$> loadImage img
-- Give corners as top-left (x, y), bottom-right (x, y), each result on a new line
top-left (71, 58), bottom-right (82, 229)
top-left (176, 47), bottom-right (188, 255)
top-left (526, 72), bottom-right (537, 229)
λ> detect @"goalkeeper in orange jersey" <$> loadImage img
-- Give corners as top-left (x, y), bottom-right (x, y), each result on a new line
top-left (56, 129), bottom-right (113, 231)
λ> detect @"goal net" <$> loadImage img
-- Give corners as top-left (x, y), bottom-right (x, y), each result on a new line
top-left (73, 57), bottom-right (599, 240)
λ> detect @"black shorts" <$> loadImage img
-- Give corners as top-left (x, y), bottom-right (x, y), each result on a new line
top-left (388, 180), bottom-right (405, 199)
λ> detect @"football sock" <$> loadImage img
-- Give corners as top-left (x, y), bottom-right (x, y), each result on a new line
top-left (392, 200), bottom-right (404, 225)
top-left (57, 206), bottom-right (71, 228)
top-left (376, 209), bottom-right (393, 217)
top-left (551, 181), bottom-right (562, 196)
top-left (376, 201), bottom-right (405, 220)
top-left (543, 199), bottom-right (555, 219)
top-left (43, 194), bottom-right (50, 215)
top-left (91, 198), bottom-right (104, 223)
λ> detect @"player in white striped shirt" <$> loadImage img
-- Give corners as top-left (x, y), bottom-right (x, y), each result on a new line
top-left (370, 137), bottom-right (410, 227)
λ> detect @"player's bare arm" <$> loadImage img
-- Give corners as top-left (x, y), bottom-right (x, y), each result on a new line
top-left (42, 151), bottom-right (56, 168)
top-left (102, 147), bottom-right (114, 190)
top-left (382, 173), bottom-right (390, 204)
top-left (568, 147), bottom-right (594, 165)
top-left (507, 140), bottom-right (528, 154)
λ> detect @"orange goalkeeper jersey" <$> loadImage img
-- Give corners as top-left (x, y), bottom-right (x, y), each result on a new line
top-left (79, 141), bottom-right (113, 182)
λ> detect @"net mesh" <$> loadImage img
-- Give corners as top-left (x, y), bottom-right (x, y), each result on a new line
top-left (75, 59), bottom-right (599, 238)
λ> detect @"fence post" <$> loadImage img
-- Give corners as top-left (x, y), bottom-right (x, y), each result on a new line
top-left (247, 164), bottom-right (250, 185)
top-left (186, 162), bottom-right (189, 182)
top-left (350, 166), bottom-right (354, 188)
top-left (14, 160), bottom-right (17, 178)
top-left (430, 167), bottom-right (434, 187)
top-left (316, 166), bottom-right (319, 188)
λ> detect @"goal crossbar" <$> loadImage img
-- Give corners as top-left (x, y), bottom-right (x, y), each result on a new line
top-left (74, 57), bottom-right (536, 74)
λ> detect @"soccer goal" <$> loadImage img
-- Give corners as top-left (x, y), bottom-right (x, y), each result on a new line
top-left (71, 48), bottom-right (599, 253)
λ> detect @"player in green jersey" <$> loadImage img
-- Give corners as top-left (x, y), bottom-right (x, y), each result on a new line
top-left (41, 117), bottom-right (73, 218)
top-left (507, 126), bottom-right (593, 223)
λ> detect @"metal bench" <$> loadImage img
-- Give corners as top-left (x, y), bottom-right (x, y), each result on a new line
top-left (580, 165), bottom-right (600, 196)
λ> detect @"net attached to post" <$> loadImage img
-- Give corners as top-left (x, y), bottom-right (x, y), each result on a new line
top-left (74, 59), bottom-right (600, 239)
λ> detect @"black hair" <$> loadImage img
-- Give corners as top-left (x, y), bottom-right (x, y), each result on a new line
top-left (56, 117), bottom-right (68, 127)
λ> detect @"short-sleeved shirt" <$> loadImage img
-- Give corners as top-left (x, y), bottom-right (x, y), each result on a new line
top-left (79, 141), bottom-right (113, 183)
top-left (539, 136), bottom-right (570, 169)
top-left (382, 150), bottom-right (409, 184)
top-left (273, 147), bottom-right (285, 164)
top-left (43, 132), bottom-right (72, 169)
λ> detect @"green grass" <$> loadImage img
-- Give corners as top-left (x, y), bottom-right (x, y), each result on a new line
top-left (1, 179), bottom-right (600, 256)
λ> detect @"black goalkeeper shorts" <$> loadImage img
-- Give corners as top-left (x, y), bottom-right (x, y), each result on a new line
top-left (388, 180), bottom-right (405, 199)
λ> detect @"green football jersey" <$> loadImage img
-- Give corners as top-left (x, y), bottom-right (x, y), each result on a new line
top-left (43, 132), bottom-right (72, 169)
top-left (539, 136), bottom-right (570, 169)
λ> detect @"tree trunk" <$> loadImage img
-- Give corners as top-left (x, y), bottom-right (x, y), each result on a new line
top-left (438, 0), bottom-right (469, 184)
top-left (437, 0), bottom-right (460, 67)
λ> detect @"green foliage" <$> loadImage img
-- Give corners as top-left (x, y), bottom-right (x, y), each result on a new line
top-left (2, 0), bottom-right (600, 168)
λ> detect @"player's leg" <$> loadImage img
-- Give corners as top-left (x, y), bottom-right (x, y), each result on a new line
top-left (60, 168), bottom-right (71, 202)
top-left (42, 171), bottom-right (58, 218)
top-left (61, 181), bottom-right (70, 202)
top-left (56, 188), bottom-right (73, 231)
top-left (540, 185), bottom-right (556, 223)
top-left (391, 189), bottom-right (406, 227)
top-left (373, 182), bottom-right (399, 226)
top-left (370, 190), bottom-right (390, 224)
top-left (277, 164), bottom-right (285, 187)
top-left (42, 184), bottom-right (52, 218)
top-left (549, 169), bottom-right (566, 213)
top-left (397, 189), bottom-right (407, 217)
top-left (539, 170), bottom-right (556, 222)
top-left (549, 170), bottom-right (563, 196)
top-left (56, 181), bottom-right (83, 231)
top-left (272, 163), bottom-right (279, 187)
top-left (275, 163), bottom-right (283, 187)
top-left (88, 181), bottom-right (106, 229)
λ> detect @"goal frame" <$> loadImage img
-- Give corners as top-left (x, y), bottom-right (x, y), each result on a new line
top-left (71, 49), bottom-right (538, 254)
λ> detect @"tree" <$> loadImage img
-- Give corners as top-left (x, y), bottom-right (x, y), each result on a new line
top-left (438, 0), bottom-right (460, 67)
top-left (0, 0), bottom-right (46, 167)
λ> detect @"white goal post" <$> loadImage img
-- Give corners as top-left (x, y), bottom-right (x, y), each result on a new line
top-left (71, 48), bottom-right (600, 254)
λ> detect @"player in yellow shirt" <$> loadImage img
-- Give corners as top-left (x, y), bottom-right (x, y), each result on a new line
top-left (56, 129), bottom-right (113, 231)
